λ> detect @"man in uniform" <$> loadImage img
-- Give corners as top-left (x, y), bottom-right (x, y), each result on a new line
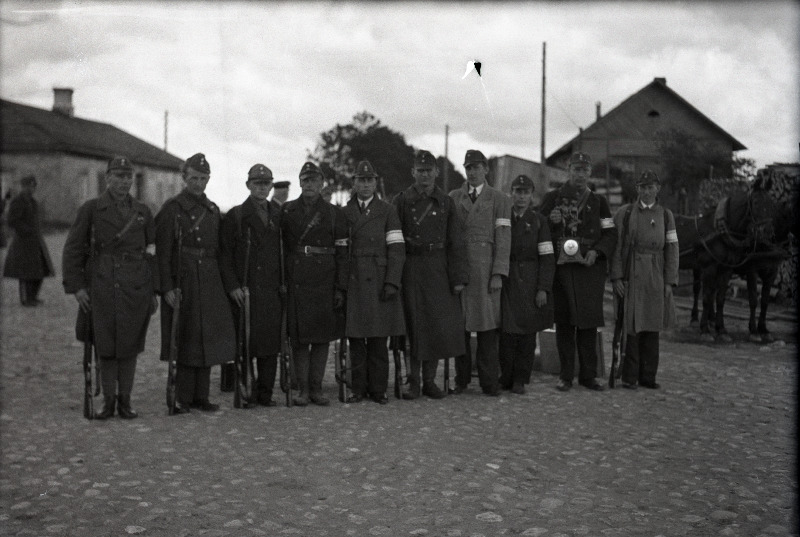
top-left (499, 174), bottom-right (555, 394)
top-left (393, 150), bottom-right (468, 400)
top-left (539, 152), bottom-right (617, 392)
top-left (3, 175), bottom-right (54, 306)
top-left (610, 170), bottom-right (678, 389)
top-left (343, 160), bottom-right (406, 404)
top-left (272, 181), bottom-right (291, 206)
top-left (156, 153), bottom-right (236, 413)
top-left (281, 162), bottom-right (348, 406)
top-left (220, 164), bottom-right (283, 407)
top-left (449, 149), bottom-right (511, 396)
top-left (63, 156), bottom-right (158, 419)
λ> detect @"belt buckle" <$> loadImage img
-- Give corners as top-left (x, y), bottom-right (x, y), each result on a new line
top-left (303, 245), bottom-right (311, 255)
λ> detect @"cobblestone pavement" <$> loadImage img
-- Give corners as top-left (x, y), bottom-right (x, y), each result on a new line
top-left (1, 233), bottom-right (797, 537)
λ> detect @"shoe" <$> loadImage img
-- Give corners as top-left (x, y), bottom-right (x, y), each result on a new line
top-left (622, 382), bottom-right (638, 390)
top-left (192, 400), bottom-right (219, 411)
top-left (171, 402), bottom-right (191, 415)
top-left (422, 383), bottom-right (445, 399)
top-left (94, 395), bottom-right (116, 420)
top-left (579, 379), bottom-right (606, 392)
top-left (371, 393), bottom-right (389, 405)
top-left (639, 381), bottom-right (661, 389)
top-left (450, 384), bottom-right (468, 395)
top-left (556, 379), bottom-right (572, 392)
top-left (482, 386), bottom-right (501, 396)
top-left (310, 394), bottom-right (330, 406)
top-left (402, 383), bottom-right (420, 400)
top-left (511, 382), bottom-right (525, 395)
top-left (346, 394), bottom-right (364, 403)
top-left (293, 393), bottom-right (309, 406)
top-left (116, 395), bottom-right (138, 419)
top-left (257, 396), bottom-right (277, 407)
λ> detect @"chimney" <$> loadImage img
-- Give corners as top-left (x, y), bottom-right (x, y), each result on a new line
top-left (654, 77), bottom-right (666, 85)
top-left (595, 101), bottom-right (601, 121)
top-left (52, 88), bottom-right (74, 117)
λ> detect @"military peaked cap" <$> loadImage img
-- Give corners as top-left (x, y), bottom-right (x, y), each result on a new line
top-left (354, 160), bottom-right (377, 178)
top-left (511, 174), bottom-right (534, 190)
top-left (299, 162), bottom-right (322, 179)
top-left (463, 149), bottom-right (488, 166)
top-left (247, 163), bottom-right (273, 182)
top-left (637, 170), bottom-right (660, 186)
top-left (107, 155), bottom-right (134, 173)
top-left (568, 152), bottom-right (592, 167)
top-left (414, 150), bottom-right (436, 169)
top-left (185, 153), bottom-right (210, 174)
top-left (273, 181), bottom-right (290, 189)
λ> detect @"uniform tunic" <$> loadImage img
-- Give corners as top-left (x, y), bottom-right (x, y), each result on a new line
top-left (501, 208), bottom-right (555, 334)
top-left (3, 191), bottom-right (54, 280)
top-left (155, 190), bottom-right (236, 367)
top-left (539, 184), bottom-right (617, 329)
top-left (610, 203), bottom-right (679, 333)
top-left (62, 191), bottom-right (157, 358)
top-left (343, 196), bottom-right (406, 338)
top-left (449, 183), bottom-right (511, 332)
top-left (219, 197), bottom-right (283, 356)
top-left (393, 184), bottom-right (469, 361)
top-left (281, 196), bottom-right (349, 344)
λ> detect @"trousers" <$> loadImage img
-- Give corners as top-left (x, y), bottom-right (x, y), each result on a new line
top-left (348, 337), bottom-right (389, 397)
top-left (556, 323), bottom-right (599, 383)
top-left (98, 356), bottom-right (137, 396)
top-left (455, 329), bottom-right (500, 391)
top-left (176, 364), bottom-right (212, 405)
top-left (622, 331), bottom-right (660, 385)
top-left (499, 332), bottom-right (537, 386)
top-left (293, 342), bottom-right (329, 397)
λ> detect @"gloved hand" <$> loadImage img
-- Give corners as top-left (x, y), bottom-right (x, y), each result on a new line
top-left (333, 289), bottom-right (345, 309)
top-left (380, 283), bottom-right (398, 301)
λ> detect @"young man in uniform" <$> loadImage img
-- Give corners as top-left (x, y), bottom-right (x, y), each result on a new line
top-left (156, 153), bottom-right (236, 413)
top-left (63, 156), bottom-right (159, 419)
top-left (281, 162), bottom-right (349, 406)
top-left (393, 150), bottom-right (468, 400)
top-left (272, 181), bottom-right (290, 206)
top-left (342, 160), bottom-right (406, 404)
top-left (539, 152), bottom-right (617, 392)
top-left (499, 174), bottom-right (555, 394)
top-left (611, 170), bottom-right (678, 389)
top-left (449, 150), bottom-right (511, 396)
top-left (219, 164), bottom-right (283, 407)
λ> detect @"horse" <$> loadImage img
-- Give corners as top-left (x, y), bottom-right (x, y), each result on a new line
top-left (675, 175), bottom-right (778, 343)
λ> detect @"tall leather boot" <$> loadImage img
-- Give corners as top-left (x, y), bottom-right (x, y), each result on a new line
top-left (94, 395), bottom-right (116, 420)
top-left (117, 395), bottom-right (138, 419)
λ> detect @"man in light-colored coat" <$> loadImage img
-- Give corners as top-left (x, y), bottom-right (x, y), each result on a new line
top-left (343, 160), bottom-right (406, 404)
top-left (611, 170), bottom-right (678, 389)
top-left (449, 149), bottom-right (511, 396)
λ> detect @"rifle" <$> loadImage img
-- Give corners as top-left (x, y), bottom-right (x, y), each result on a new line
top-left (166, 216), bottom-right (182, 414)
top-left (391, 336), bottom-right (410, 399)
top-left (334, 338), bottom-right (351, 403)
top-left (82, 224), bottom-right (98, 420)
top-left (234, 228), bottom-right (254, 408)
top-left (610, 297), bottom-right (626, 388)
top-left (278, 229), bottom-right (294, 407)
top-left (444, 356), bottom-right (451, 395)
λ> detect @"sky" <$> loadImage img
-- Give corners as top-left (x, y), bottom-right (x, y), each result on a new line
top-left (1, 0), bottom-right (798, 210)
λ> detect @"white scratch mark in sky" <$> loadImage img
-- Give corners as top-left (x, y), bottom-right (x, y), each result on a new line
top-left (462, 59), bottom-right (494, 121)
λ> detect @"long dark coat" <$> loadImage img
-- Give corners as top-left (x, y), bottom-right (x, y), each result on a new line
top-left (342, 196), bottom-right (406, 338)
top-left (393, 184), bottom-right (469, 361)
top-left (539, 184), bottom-right (617, 329)
top-left (62, 191), bottom-right (158, 358)
top-left (219, 197), bottom-right (283, 356)
top-left (155, 190), bottom-right (236, 367)
top-left (501, 208), bottom-right (556, 334)
top-left (3, 191), bottom-right (54, 279)
top-left (281, 196), bottom-right (349, 345)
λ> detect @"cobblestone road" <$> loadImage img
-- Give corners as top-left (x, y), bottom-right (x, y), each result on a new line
top-left (1, 233), bottom-right (797, 537)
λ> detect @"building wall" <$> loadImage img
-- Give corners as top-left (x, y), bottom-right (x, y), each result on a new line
top-left (490, 156), bottom-right (568, 207)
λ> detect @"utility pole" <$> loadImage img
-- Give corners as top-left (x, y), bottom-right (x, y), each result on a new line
top-left (443, 124), bottom-right (450, 192)
top-left (540, 42), bottom-right (546, 187)
top-left (164, 110), bottom-right (168, 152)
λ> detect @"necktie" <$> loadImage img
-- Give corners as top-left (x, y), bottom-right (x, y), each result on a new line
top-left (469, 189), bottom-right (477, 203)
top-left (360, 201), bottom-right (366, 213)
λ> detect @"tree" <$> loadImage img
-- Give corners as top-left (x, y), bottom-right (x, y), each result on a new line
top-left (656, 127), bottom-right (737, 192)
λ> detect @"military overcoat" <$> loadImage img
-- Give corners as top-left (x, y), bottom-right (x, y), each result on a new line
top-left (2, 191), bottom-right (54, 279)
top-left (62, 191), bottom-right (158, 358)
top-left (501, 208), bottom-right (555, 334)
top-left (610, 203), bottom-right (679, 333)
top-left (281, 196), bottom-right (349, 345)
top-left (342, 196), bottom-right (406, 338)
top-left (393, 184), bottom-right (469, 361)
top-left (219, 197), bottom-right (283, 356)
top-left (539, 183), bottom-right (617, 329)
top-left (155, 190), bottom-right (236, 367)
top-left (449, 183), bottom-right (511, 332)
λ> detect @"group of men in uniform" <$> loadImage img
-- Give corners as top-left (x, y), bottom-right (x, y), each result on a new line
top-left (61, 146), bottom-right (677, 419)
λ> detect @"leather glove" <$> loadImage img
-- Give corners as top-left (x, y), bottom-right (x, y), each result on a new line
top-left (380, 283), bottom-right (398, 301)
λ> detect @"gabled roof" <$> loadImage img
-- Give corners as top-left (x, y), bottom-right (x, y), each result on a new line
top-left (0, 98), bottom-right (183, 171)
top-left (547, 78), bottom-right (746, 165)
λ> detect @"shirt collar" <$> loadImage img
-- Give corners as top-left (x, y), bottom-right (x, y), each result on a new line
top-left (469, 183), bottom-right (485, 196)
top-left (359, 195), bottom-right (374, 207)
top-left (639, 200), bottom-right (655, 210)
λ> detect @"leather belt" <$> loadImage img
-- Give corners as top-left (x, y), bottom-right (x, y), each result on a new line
top-left (406, 242), bottom-right (445, 254)
top-left (181, 246), bottom-right (218, 258)
top-left (296, 245), bottom-right (335, 255)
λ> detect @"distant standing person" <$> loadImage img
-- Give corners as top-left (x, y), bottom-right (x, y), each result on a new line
top-left (499, 175), bottom-right (555, 394)
top-left (155, 153), bottom-right (236, 414)
top-left (62, 156), bottom-right (159, 419)
top-left (272, 181), bottom-right (291, 206)
top-left (610, 170), bottom-right (678, 389)
top-left (2, 175), bottom-right (54, 306)
top-left (539, 152), bottom-right (617, 392)
top-left (393, 150), bottom-right (469, 400)
top-left (449, 149), bottom-right (511, 396)
top-left (342, 160), bottom-right (406, 404)
top-left (281, 162), bottom-right (349, 406)
top-left (219, 164), bottom-right (284, 407)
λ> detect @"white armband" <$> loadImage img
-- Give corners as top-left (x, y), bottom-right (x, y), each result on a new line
top-left (385, 230), bottom-right (405, 245)
top-left (335, 238), bottom-right (349, 247)
top-left (666, 230), bottom-right (678, 243)
top-left (537, 241), bottom-right (554, 255)
top-left (495, 218), bottom-right (511, 228)
top-left (600, 218), bottom-right (615, 229)
top-left (145, 244), bottom-right (156, 255)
